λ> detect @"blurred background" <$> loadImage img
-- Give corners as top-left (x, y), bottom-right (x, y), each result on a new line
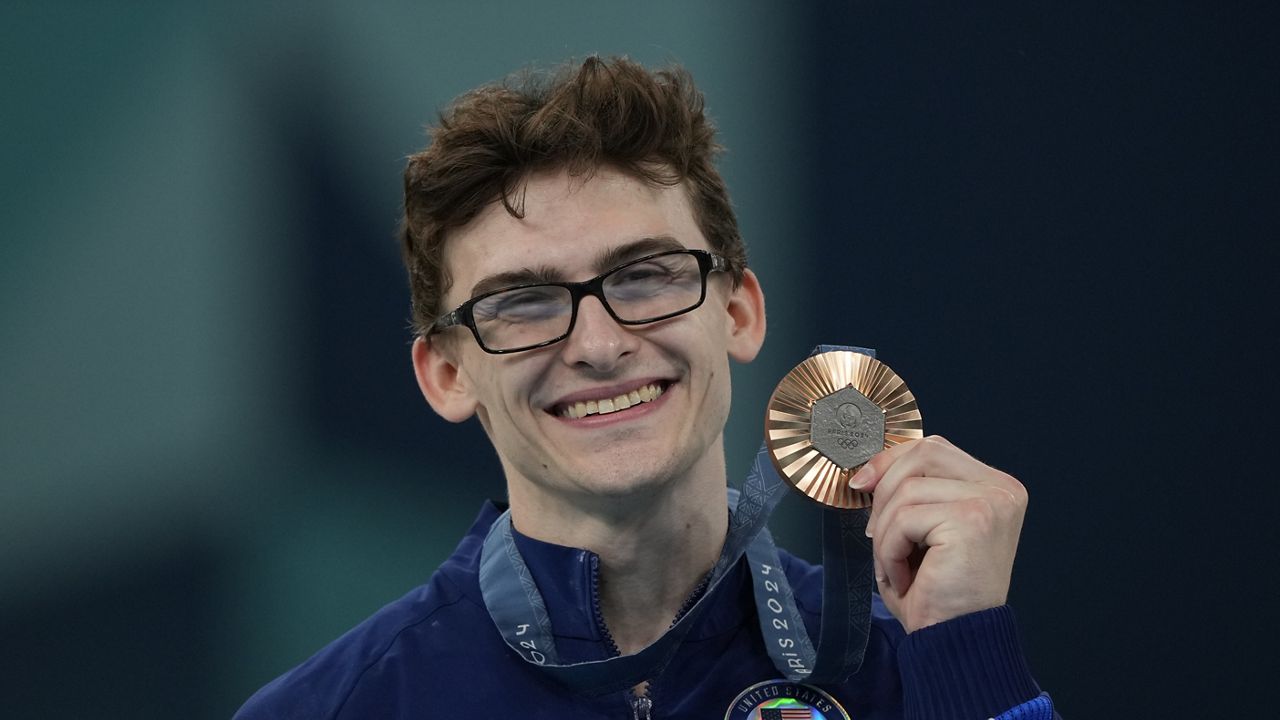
top-left (2, 1), bottom-right (1276, 717)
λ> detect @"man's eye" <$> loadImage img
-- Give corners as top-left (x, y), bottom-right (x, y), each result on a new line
top-left (477, 289), bottom-right (565, 322)
top-left (615, 261), bottom-right (677, 285)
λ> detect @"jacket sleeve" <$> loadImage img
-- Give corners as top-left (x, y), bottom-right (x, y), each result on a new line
top-left (895, 605), bottom-right (1061, 719)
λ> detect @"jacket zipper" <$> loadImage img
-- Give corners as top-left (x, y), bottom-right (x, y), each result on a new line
top-left (592, 553), bottom-right (714, 720)
top-left (630, 693), bottom-right (652, 720)
top-left (591, 556), bottom-right (653, 719)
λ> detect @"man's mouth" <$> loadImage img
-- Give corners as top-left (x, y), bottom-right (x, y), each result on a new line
top-left (554, 381), bottom-right (669, 419)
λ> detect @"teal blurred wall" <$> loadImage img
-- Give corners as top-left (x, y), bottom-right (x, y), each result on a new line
top-left (1, 3), bottom-right (815, 716)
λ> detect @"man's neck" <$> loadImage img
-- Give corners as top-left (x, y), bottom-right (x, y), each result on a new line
top-left (507, 452), bottom-right (729, 654)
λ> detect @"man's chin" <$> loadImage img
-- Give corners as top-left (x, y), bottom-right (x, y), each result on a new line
top-left (576, 466), bottom-right (676, 499)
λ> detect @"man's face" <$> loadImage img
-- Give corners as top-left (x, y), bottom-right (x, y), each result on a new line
top-left (417, 166), bottom-right (763, 504)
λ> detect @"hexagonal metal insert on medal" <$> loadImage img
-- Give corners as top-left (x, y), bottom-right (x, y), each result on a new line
top-left (810, 385), bottom-right (886, 470)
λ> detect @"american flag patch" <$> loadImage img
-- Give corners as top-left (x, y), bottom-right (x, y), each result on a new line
top-left (760, 708), bottom-right (813, 720)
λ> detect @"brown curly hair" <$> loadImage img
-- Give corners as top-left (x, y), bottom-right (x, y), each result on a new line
top-left (399, 55), bottom-right (747, 337)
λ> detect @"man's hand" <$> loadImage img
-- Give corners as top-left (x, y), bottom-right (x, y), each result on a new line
top-left (849, 435), bottom-right (1028, 633)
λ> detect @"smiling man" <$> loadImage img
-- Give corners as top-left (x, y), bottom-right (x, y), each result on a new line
top-left (236, 57), bottom-right (1056, 719)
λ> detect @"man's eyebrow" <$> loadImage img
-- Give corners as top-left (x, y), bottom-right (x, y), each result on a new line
top-left (469, 266), bottom-right (565, 299)
top-left (466, 236), bottom-right (689, 300)
top-left (593, 236), bottom-right (687, 273)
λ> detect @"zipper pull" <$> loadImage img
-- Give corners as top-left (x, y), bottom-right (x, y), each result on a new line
top-left (631, 694), bottom-right (652, 720)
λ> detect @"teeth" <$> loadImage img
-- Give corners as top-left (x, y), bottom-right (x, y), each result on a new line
top-left (558, 383), bottom-right (666, 419)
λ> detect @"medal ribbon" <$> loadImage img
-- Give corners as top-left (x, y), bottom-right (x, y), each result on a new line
top-left (478, 345), bottom-right (875, 696)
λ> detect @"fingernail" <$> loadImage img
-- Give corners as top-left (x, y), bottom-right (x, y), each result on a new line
top-left (849, 464), bottom-right (873, 489)
top-left (874, 562), bottom-right (886, 586)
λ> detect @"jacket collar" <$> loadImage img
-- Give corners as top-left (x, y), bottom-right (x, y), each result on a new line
top-left (464, 503), bottom-right (755, 655)
top-left (510, 521), bottom-right (604, 643)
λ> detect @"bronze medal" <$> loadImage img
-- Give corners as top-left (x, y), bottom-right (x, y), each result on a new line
top-left (765, 350), bottom-right (923, 509)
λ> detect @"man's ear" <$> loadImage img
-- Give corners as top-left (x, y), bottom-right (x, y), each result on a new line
top-left (412, 336), bottom-right (478, 423)
top-left (725, 268), bottom-right (767, 363)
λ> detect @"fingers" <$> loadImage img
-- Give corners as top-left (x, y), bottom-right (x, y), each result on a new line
top-left (873, 501), bottom-right (954, 594)
top-left (873, 491), bottom-right (1024, 629)
top-left (868, 474), bottom-right (988, 541)
top-left (868, 476), bottom-right (962, 590)
top-left (869, 476), bottom-right (1017, 584)
top-left (853, 435), bottom-right (1021, 539)
top-left (848, 435), bottom-right (942, 494)
top-left (849, 435), bottom-right (1029, 631)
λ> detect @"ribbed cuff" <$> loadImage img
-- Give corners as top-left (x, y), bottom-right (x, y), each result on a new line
top-left (897, 605), bottom-right (1042, 720)
top-left (993, 693), bottom-right (1055, 720)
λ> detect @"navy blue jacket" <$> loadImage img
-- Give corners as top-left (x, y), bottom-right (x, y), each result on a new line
top-left (236, 502), bottom-right (1052, 719)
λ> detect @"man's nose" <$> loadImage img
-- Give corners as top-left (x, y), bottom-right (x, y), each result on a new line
top-left (559, 294), bottom-right (637, 371)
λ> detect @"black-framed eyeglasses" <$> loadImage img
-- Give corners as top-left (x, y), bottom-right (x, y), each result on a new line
top-left (429, 249), bottom-right (729, 354)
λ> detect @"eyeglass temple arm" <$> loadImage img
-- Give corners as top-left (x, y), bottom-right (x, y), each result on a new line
top-left (430, 308), bottom-right (463, 333)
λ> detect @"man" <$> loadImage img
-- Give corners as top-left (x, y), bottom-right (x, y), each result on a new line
top-left (236, 57), bottom-right (1055, 719)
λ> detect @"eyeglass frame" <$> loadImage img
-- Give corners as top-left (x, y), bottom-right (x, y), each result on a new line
top-left (427, 248), bottom-right (730, 355)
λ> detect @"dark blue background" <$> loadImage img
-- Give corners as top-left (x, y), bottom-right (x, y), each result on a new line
top-left (797, 3), bottom-right (1278, 714)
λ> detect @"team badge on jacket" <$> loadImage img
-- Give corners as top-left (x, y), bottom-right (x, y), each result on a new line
top-left (724, 680), bottom-right (851, 720)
